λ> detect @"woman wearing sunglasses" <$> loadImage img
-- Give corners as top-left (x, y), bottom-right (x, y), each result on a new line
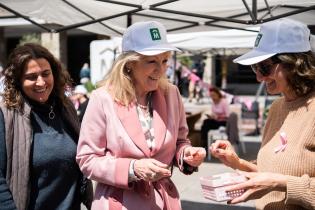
top-left (210, 18), bottom-right (315, 210)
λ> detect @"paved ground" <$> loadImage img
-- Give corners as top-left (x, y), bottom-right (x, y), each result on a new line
top-left (172, 135), bottom-right (261, 210)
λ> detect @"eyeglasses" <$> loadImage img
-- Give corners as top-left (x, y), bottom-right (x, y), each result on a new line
top-left (251, 62), bottom-right (278, 77)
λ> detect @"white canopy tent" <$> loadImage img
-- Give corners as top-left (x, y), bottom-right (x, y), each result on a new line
top-left (89, 28), bottom-right (258, 84)
top-left (1, 0), bottom-right (314, 87)
top-left (167, 28), bottom-right (258, 51)
top-left (0, 0), bottom-right (314, 36)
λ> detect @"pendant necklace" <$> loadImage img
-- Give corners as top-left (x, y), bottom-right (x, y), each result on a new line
top-left (49, 104), bottom-right (55, 119)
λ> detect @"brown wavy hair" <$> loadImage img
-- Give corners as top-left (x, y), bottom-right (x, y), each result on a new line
top-left (275, 51), bottom-right (315, 97)
top-left (3, 43), bottom-right (72, 111)
top-left (209, 86), bottom-right (223, 99)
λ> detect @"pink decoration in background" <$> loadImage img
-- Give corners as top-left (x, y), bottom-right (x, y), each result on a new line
top-left (243, 100), bottom-right (253, 110)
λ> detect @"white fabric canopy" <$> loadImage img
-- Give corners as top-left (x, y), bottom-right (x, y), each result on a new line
top-left (0, 0), bottom-right (314, 36)
top-left (167, 28), bottom-right (258, 51)
top-left (89, 28), bottom-right (258, 83)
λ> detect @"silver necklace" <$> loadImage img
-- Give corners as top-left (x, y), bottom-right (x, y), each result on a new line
top-left (49, 105), bottom-right (55, 119)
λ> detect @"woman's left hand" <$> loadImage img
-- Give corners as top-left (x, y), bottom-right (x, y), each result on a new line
top-left (225, 171), bottom-right (288, 204)
top-left (183, 146), bottom-right (206, 167)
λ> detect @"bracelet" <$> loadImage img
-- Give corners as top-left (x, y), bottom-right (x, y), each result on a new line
top-left (128, 160), bottom-right (138, 181)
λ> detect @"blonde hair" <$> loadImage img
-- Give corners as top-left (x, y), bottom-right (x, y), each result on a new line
top-left (97, 51), bottom-right (170, 105)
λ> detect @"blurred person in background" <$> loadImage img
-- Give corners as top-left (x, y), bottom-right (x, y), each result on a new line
top-left (76, 21), bottom-right (206, 210)
top-left (79, 63), bottom-right (91, 84)
top-left (70, 84), bottom-right (89, 122)
top-left (200, 86), bottom-right (229, 149)
top-left (187, 70), bottom-right (200, 103)
top-left (210, 18), bottom-right (315, 210)
top-left (79, 63), bottom-right (95, 93)
top-left (0, 43), bottom-right (92, 210)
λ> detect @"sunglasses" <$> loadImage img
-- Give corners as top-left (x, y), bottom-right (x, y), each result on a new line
top-left (251, 61), bottom-right (279, 76)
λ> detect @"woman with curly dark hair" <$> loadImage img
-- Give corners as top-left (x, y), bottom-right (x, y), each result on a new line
top-left (3, 43), bottom-right (71, 109)
top-left (0, 43), bottom-right (92, 210)
top-left (210, 19), bottom-right (315, 210)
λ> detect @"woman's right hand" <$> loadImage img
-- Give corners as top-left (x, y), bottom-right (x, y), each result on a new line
top-left (134, 158), bottom-right (171, 182)
top-left (209, 140), bottom-right (240, 169)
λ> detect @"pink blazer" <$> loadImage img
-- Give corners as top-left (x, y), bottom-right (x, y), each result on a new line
top-left (76, 84), bottom-right (191, 210)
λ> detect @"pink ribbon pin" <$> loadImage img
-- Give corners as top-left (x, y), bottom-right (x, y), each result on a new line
top-left (274, 132), bottom-right (287, 153)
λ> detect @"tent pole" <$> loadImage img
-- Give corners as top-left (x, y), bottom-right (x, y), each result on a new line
top-left (62, 0), bottom-right (122, 35)
top-left (205, 23), bottom-right (258, 32)
top-left (221, 50), bottom-right (227, 90)
top-left (173, 51), bottom-right (177, 85)
top-left (54, 8), bottom-right (141, 33)
top-left (263, 5), bottom-right (315, 22)
top-left (151, 7), bottom-right (249, 24)
top-left (241, 0), bottom-right (256, 22)
top-left (252, 0), bottom-right (257, 21)
top-left (0, 3), bottom-right (52, 32)
top-left (263, 0), bottom-right (273, 17)
top-left (127, 14), bottom-right (132, 27)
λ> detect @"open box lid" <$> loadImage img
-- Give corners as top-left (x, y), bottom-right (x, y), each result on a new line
top-left (200, 172), bottom-right (247, 188)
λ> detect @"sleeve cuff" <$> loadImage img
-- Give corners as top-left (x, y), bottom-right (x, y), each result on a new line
top-left (115, 158), bottom-right (132, 189)
top-left (285, 175), bottom-right (311, 206)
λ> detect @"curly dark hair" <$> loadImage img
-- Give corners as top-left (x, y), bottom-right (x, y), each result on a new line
top-left (275, 51), bottom-right (315, 97)
top-left (3, 43), bottom-right (72, 111)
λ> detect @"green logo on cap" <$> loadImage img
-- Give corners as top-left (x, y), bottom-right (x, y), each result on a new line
top-left (150, 28), bottom-right (161, 41)
top-left (255, 34), bottom-right (263, 47)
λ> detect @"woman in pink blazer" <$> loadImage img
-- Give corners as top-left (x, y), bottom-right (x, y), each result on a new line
top-left (76, 21), bottom-right (206, 210)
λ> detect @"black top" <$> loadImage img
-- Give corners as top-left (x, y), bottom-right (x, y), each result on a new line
top-left (77, 98), bottom-right (89, 122)
top-left (0, 99), bottom-right (81, 210)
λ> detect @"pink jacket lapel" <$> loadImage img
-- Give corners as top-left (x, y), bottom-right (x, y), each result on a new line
top-left (151, 90), bottom-right (167, 155)
top-left (115, 102), bottom-right (151, 157)
top-left (114, 89), bottom-right (167, 157)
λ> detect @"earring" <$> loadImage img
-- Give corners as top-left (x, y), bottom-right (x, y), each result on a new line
top-left (126, 68), bottom-right (131, 73)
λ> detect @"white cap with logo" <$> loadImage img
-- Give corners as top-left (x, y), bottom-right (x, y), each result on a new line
top-left (122, 21), bottom-right (180, 56)
top-left (234, 18), bottom-right (311, 65)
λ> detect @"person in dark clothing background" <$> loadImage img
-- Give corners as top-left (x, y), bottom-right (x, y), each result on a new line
top-left (0, 43), bottom-right (92, 210)
top-left (70, 84), bottom-right (89, 122)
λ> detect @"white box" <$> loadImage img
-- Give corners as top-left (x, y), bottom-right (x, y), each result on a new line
top-left (200, 172), bottom-right (246, 202)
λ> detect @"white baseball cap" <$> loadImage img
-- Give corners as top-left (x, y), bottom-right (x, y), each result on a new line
top-left (234, 18), bottom-right (311, 65)
top-left (74, 85), bottom-right (87, 95)
top-left (122, 21), bottom-right (180, 56)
